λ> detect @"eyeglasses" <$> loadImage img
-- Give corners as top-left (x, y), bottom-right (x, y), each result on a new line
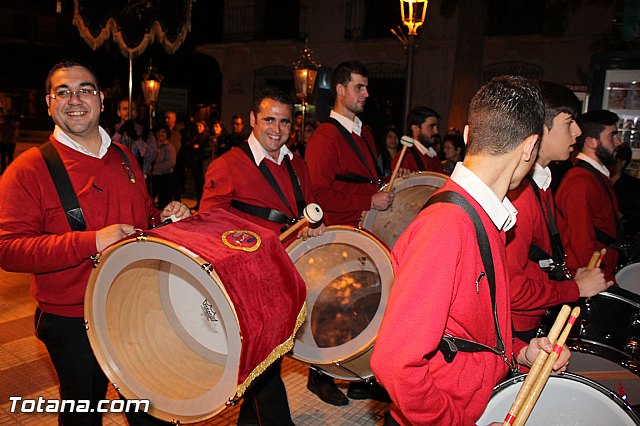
top-left (49, 89), bottom-right (99, 100)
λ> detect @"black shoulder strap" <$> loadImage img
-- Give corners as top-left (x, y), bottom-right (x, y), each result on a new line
top-left (39, 142), bottom-right (87, 231)
top-left (409, 146), bottom-right (426, 171)
top-left (239, 144), bottom-right (305, 218)
top-left (423, 191), bottom-right (515, 370)
top-left (324, 117), bottom-right (382, 182)
top-left (110, 142), bottom-right (136, 183)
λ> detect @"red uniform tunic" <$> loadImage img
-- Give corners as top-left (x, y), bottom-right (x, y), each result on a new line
top-left (391, 146), bottom-right (444, 174)
top-left (199, 146), bottom-right (315, 235)
top-left (506, 181), bottom-right (580, 332)
top-left (0, 137), bottom-right (159, 317)
top-left (555, 161), bottom-right (620, 281)
top-left (371, 179), bottom-right (526, 425)
top-left (305, 122), bottom-right (380, 226)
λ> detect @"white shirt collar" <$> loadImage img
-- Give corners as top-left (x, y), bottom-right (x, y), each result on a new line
top-left (53, 125), bottom-right (111, 159)
top-left (413, 139), bottom-right (438, 158)
top-left (247, 133), bottom-right (293, 166)
top-left (450, 163), bottom-right (518, 232)
top-left (532, 163), bottom-right (552, 191)
top-left (576, 152), bottom-right (610, 177)
top-left (330, 109), bottom-right (362, 136)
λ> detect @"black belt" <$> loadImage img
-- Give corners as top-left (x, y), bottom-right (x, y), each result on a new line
top-left (335, 173), bottom-right (381, 185)
top-left (230, 200), bottom-right (296, 225)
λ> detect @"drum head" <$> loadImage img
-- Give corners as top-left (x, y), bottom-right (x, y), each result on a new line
top-left (287, 226), bottom-right (393, 380)
top-left (617, 263), bottom-right (640, 294)
top-left (477, 373), bottom-right (640, 425)
top-left (85, 238), bottom-right (242, 423)
top-left (360, 172), bottom-right (447, 248)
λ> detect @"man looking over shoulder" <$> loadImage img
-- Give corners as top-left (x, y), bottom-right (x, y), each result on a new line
top-left (506, 81), bottom-right (611, 342)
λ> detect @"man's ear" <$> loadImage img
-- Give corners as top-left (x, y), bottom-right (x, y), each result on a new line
top-left (583, 136), bottom-right (598, 150)
top-left (463, 125), bottom-right (469, 145)
top-left (249, 111), bottom-right (256, 128)
top-left (336, 83), bottom-right (345, 98)
top-left (522, 134), bottom-right (539, 162)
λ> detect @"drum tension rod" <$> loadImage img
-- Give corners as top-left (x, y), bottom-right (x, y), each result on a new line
top-left (201, 263), bottom-right (213, 274)
top-left (332, 361), bottom-right (368, 382)
top-left (90, 253), bottom-right (101, 268)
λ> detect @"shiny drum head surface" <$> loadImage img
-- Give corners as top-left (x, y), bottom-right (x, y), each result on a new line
top-left (85, 238), bottom-right (241, 423)
top-left (617, 263), bottom-right (640, 294)
top-left (360, 172), bottom-right (447, 248)
top-left (287, 226), bottom-right (393, 380)
top-left (477, 373), bottom-right (640, 425)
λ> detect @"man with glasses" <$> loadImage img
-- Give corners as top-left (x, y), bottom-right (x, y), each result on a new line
top-left (0, 60), bottom-right (190, 425)
top-left (555, 109), bottom-right (624, 281)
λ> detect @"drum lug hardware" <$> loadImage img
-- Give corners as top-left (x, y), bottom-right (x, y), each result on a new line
top-left (90, 253), bottom-right (101, 268)
top-left (84, 320), bottom-right (89, 331)
top-left (332, 360), bottom-right (367, 381)
top-left (201, 263), bottom-right (213, 275)
top-left (111, 382), bottom-right (120, 392)
top-left (136, 233), bottom-right (148, 242)
top-left (627, 338), bottom-right (640, 356)
top-left (170, 420), bottom-right (181, 425)
top-left (226, 397), bottom-right (239, 406)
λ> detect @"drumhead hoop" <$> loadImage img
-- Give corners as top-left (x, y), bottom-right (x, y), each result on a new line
top-left (287, 226), bottom-right (393, 371)
top-left (85, 237), bottom-right (242, 423)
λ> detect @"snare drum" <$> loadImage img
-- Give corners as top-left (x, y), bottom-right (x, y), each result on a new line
top-left (617, 263), bottom-right (640, 294)
top-left (360, 172), bottom-right (448, 248)
top-left (286, 226), bottom-right (393, 380)
top-left (538, 287), bottom-right (640, 376)
top-left (85, 210), bottom-right (306, 423)
top-left (477, 373), bottom-right (640, 425)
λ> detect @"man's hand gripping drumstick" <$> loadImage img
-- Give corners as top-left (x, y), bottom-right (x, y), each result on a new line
top-left (509, 307), bottom-right (579, 426)
top-left (501, 305), bottom-right (571, 426)
top-left (279, 203), bottom-right (324, 243)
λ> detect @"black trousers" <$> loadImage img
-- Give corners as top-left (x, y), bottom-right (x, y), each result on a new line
top-left (238, 358), bottom-right (294, 426)
top-left (35, 309), bottom-right (170, 426)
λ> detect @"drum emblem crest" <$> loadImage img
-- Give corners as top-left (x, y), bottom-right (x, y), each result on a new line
top-left (222, 230), bottom-right (261, 252)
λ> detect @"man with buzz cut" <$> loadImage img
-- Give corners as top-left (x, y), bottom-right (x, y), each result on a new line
top-left (371, 76), bottom-right (571, 425)
top-left (505, 81), bottom-right (611, 343)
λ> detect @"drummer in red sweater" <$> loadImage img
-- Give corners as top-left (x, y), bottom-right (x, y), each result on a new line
top-left (391, 106), bottom-right (445, 174)
top-left (371, 76), bottom-right (571, 425)
top-left (0, 60), bottom-right (190, 425)
top-left (505, 81), bottom-right (611, 342)
top-left (200, 86), bottom-right (324, 425)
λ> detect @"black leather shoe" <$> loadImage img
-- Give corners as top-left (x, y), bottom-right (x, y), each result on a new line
top-left (307, 370), bottom-right (349, 406)
top-left (347, 380), bottom-right (392, 402)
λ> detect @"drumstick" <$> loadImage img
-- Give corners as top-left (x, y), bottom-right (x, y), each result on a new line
top-left (278, 203), bottom-right (323, 242)
top-left (595, 248), bottom-right (606, 269)
top-left (501, 305), bottom-right (571, 426)
top-left (387, 136), bottom-right (415, 192)
top-left (512, 306), bottom-right (580, 426)
top-left (587, 251), bottom-right (601, 270)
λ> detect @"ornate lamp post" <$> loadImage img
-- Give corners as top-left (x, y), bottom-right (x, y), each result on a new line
top-left (293, 42), bottom-right (320, 146)
top-left (141, 63), bottom-right (163, 130)
top-left (398, 0), bottom-right (428, 133)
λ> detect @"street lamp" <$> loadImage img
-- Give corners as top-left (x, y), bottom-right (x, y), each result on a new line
top-left (141, 63), bottom-right (163, 131)
top-left (293, 41), bottom-right (320, 148)
top-left (398, 0), bottom-right (428, 133)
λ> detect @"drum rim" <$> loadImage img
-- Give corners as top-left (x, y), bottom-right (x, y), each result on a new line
top-left (287, 225), bottom-right (393, 366)
top-left (359, 171), bottom-right (448, 245)
top-left (85, 236), bottom-right (243, 423)
top-left (491, 372), bottom-right (640, 424)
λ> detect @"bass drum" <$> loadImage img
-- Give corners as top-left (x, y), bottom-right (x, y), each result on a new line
top-left (617, 263), bottom-right (640, 294)
top-left (85, 211), bottom-right (307, 423)
top-left (360, 172), bottom-right (448, 248)
top-left (287, 226), bottom-right (393, 380)
top-left (477, 373), bottom-right (640, 425)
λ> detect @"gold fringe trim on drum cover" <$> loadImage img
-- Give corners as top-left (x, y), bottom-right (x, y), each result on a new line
top-left (233, 301), bottom-right (308, 400)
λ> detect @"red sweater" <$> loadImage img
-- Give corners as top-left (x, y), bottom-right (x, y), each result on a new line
top-left (506, 181), bottom-right (580, 332)
top-left (0, 137), bottom-right (160, 317)
top-left (391, 146), bottom-right (444, 174)
top-left (305, 123), bottom-right (379, 226)
top-left (371, 180), bottom-right (526, 425)
top-left (555, 163), bottom-right (620, 281)
top-left (199, 147), bottom-right (315, 235)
